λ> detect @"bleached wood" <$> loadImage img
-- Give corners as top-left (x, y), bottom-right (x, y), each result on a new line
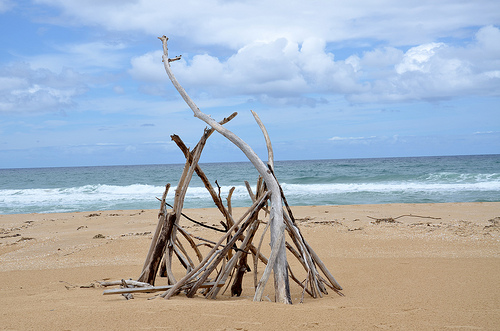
top-left (303, 238), bottom-right (343, 291)
top-left (185, 201), bottom-right (264, 298)
top-left (253, 224), bottom-right (286, 301)
top-left (99, 280), bottom-right (152, 287)
top-left (160, 192), bottom-right (270, 299)
top-left (103, 282), bottom-right (224, 295)
top-left (244, 180), bottom-right (256, 202)
top-left (138, 184), bottom-right (170, 280)
top-left (226, 186), bottom-right (235, 215)
top-left (208, 210), bottom-right (261, 299)
top-left (170, 115), bottom-right (237, 227)
top-left (176, 225), bottom-right (203, 263)
top-left (159, 36), bottom-right (291, 304)
top-left (254, 217), bottom-right (271, 289)
top-left (139, 131), bottom-right (208, 285)
top-left (251, 110), bottom-right (274, 171)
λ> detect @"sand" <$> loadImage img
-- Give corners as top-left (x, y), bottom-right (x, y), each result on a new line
top-left (1, 202), bottom-right (499, 330)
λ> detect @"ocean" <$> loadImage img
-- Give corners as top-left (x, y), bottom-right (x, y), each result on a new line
top-left (1, 155), bottom-right (499, 214)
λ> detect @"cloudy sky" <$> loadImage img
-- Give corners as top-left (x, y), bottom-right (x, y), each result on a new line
top-left (1, 0), bottom-right (499, 168)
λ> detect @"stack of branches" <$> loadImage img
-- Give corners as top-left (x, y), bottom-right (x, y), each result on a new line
top-left (102, 36), bottom-right (342, 303)
top-left (103, 120), bottom-right (343, 302)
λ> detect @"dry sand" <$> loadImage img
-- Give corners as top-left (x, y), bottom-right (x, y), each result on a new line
top-left (1, 202), bottom-right (499, 330)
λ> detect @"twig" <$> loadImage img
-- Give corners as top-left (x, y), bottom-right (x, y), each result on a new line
top-left (367, 214), bottom-right (441, 224)
top-left (165, 202), bottom-right (226, 233)
top-left (394, 214), bottom-right (441, 220)
top-left (368, 214), bottom-right (441, 221)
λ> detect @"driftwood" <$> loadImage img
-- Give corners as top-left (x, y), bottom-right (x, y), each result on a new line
top-left (103, 282), bottom-right (223, 296)
top-left (368, 214), bottom-right (442, 224)
top-left (103, 37), bottom-right (343, 304)
top-left (158, 35), bottom-right (290, 303)
top-left (103, 130), bottom-right (343, 301)
top-left (99, 279), bottom-right (151, 287)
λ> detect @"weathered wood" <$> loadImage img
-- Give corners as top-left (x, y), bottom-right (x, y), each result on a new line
top-left (283, 212), bottom-right (321, 297)
top-left (159, 35), bottom-right (291, 304)
top-left (185, 194), bottom-right (268, 298)
top-left (245, 181), bottom-right (256, 202)
top-left (249, 243), bottom-right (268, 265)
top-left (163, 243), bottom-right (177, 284)
top-left (206, 212), bottom-right (261, 299)
top-left (230, 217), bottom-right (260, 297)
top-left (171, 132), bottom-right (234, 227)
top-left (120, 279), bottom-right (135, 300)
top-left (99, 280), bottom-right (152, 287)
top-left (137, 211), bottom-right (166, 284)
top-left (176, 225), bottom-right (203, 263)
top-left (303, 238), bottom-right (343, 291)
top-left (103, 282), bottom-right (224, 295)
top-left (251, 110), bottom-right (274, 171)
top-left (164, 132), bottom-right (208, 283)
top-left (138, 130), bottom-right (208, 285)
top-left (253, 222), bottom-right (287, 302)
top-left (253, 218), bottom-right (270, 289)
top-left (160, 192), bottom-right (270, 299)
top-left (226, 186), bottom-right (235, 215)
top-left (139, 212), bottom-right (175, 285)
top-left (138, 184), bottom-right (170, 282)
top-left (282, 201), bottom-right (342, 292)
top-left (119, 37), bottom-right (345, 305)
top-left (174, 238), bottom-right (194, 271)
top-left (286, 264), bottom-right (313, 300)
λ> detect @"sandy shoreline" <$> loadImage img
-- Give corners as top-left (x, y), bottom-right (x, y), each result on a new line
top-left (1, 202), bottom-right (499, 330)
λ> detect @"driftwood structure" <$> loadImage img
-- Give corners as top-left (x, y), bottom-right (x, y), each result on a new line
top-left (102, 36), bottom-right (343, 303)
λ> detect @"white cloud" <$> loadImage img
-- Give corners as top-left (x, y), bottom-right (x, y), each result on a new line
top-left (33, 0), bottom-right (500, 48)
top-left (0, 76), bottom-right (26, 91)
top-left (27, 41), bottom-right (129, 72)
top-left (129, 50), bottom-right (167, 83)
top-left (130, 37), bottom-right (363, 101)
top-left (349, 26), bottom-right (500, 102)
top-left (113, 85), bottom-right (125, 94)
top-left (395, 43), bottom-right (445, 74)
top-left (0, 63), bottom-right (88, 113)
top-left (129, 25), bottom-right (500, 104)
top-left (329, 136), bottom-right (377, 143)
top-left (475, 24), bottom-right (500, 54)
top-left (16, 2), bottom-right (500, 108)
top-left (0, 0), bottom-right (13, 13)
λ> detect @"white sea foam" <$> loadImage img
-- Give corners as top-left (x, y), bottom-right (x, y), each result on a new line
top-left (280, 180), bottom-right (500, 194)
top-left (1, 155), bottom-right (499, 214)
top-left (424, 172), bottom-right (499, 182)
top-left (1, 179), bottom-right (498, 213)
top-left (0, 184), bottom-right (256, 213)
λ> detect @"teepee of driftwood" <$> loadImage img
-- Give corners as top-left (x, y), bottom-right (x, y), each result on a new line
top-left (101, 36), bottom-right (343, 304)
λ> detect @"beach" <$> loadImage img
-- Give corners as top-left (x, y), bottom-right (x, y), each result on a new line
top-left (1, 202), bottom-right (499, 330)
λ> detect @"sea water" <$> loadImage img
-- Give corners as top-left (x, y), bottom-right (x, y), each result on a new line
top-left (1, 154), bottom-right (499, 214)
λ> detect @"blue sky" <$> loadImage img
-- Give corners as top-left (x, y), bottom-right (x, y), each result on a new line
top-left (1, 0), bottom-right (499, 168)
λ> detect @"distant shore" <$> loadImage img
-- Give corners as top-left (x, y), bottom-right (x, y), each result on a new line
top-left (1, 202), bottom-right (499, 330)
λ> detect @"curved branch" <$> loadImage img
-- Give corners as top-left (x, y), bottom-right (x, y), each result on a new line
top-left (251, 110), bottom-right (274, 170)
top-left (158, 36), bottom-right (291, 304)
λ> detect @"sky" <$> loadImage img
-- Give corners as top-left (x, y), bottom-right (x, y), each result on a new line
top-left (1, 0), bottom-right (500, 169)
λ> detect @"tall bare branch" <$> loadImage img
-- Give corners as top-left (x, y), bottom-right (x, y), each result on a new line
top-left (158, 35), bottom-right (291, 304)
